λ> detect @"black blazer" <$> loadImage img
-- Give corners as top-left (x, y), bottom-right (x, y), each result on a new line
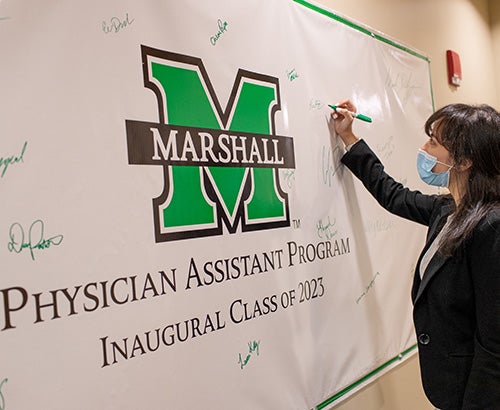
top-left (341, 140), bottom-right (500, 410)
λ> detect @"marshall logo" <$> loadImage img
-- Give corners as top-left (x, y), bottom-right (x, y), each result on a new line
top-left (126, 45), bottom-right (295, 242)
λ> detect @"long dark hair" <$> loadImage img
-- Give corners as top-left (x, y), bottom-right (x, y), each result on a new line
top-left (424, 103), bottom-right (500, 256)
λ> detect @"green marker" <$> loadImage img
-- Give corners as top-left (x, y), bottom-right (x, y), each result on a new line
top-left (328, 104), bottom-right (372, 123)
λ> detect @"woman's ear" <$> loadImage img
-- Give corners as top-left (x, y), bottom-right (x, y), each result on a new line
top-left (457, 159), bottom-right (472, 171)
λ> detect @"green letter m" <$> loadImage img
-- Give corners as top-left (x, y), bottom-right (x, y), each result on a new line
top-left (126, 46), bottom-right (295, 242)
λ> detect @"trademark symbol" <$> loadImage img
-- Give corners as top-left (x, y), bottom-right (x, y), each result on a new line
top-left (292, 219), bottom-right (301, 229)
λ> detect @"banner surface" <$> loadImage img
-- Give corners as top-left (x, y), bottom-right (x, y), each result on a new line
top-left (0, 1), bottom-right (433, 408)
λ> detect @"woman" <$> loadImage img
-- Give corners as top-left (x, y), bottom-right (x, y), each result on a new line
top-left (332, 100), bottom-right (500, 410)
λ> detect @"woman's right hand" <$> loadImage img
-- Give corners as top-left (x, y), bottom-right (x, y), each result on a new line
top-left (331, 99), bottom-right (359, 147)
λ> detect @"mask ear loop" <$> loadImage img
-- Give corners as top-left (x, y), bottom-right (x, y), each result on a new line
top-left (435, 159), bottom-right (454, 169)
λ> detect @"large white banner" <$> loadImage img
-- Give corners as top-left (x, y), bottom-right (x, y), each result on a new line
top-left (0, 1), bottom-right (434, 409)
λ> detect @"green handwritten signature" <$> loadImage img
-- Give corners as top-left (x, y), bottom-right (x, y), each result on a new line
top-left (317, 216), bottom-right (337, 239)
top-left (8, 220), bottom-right (63, 261)
top-left (356, 272), bottom-right (381, 304)
top-left (309, 99), bottom-right (324, 110)
top-left (0, 378), bottom-right (7, 410)
top-left (322, 145), bottom-right (342, 187)
top-left (238, 340), bottom-right (260, 370)
top-left (385, 68), bottom-right (420, 106)
top-left (1, 141), bottom-right (27, 178)
top-left (210, 19), bottom-right (229, 46)
top-left (286, 68), bottom-right (299, 81)
top-left (102, 13), bottom-right (134, 34)
top-left (281, 169), bottom-right (295, 189)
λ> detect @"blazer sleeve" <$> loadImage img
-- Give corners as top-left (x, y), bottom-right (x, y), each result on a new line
top-left (462, 212), bottom-right (500, 408)
top-left (340, 139), bottom-right (439, 226)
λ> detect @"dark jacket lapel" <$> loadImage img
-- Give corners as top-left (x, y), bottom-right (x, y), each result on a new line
top-left (414, 251), bottom-right (450, 304)
top-left (413, 203), bottom-right (454, 304)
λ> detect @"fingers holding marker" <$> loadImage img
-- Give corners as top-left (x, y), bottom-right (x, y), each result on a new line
top-left (335, 99), bottom-right (356, 112)
top-left (334, 107), bottom-right (354, 121)
top-left (329, 102), bottom-right (372, 123)
top-left (329, 104), bottom-right (354, 124)
top-left (329, 99), bottom-right (365, 146)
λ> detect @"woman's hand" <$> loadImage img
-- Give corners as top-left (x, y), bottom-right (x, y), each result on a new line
top-left (331, 99), bottom-right (359, 147)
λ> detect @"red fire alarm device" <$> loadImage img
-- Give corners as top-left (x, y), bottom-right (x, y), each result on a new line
top-left (446, 50), bottom-right (462, 86)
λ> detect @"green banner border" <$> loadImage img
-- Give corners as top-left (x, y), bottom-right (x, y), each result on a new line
top-left (293, 0), bottom-right (430, 62)
top-left (314, 344), bottom-right (418, 409)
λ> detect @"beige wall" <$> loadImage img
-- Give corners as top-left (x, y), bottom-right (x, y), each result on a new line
top-left (308, 1), bottom-right (499, 409)
top-left (492, 0), bottom-right (500, 106)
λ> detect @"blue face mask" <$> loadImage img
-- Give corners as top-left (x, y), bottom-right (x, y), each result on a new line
top-left (416, 149), bottom-right (453, 187)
